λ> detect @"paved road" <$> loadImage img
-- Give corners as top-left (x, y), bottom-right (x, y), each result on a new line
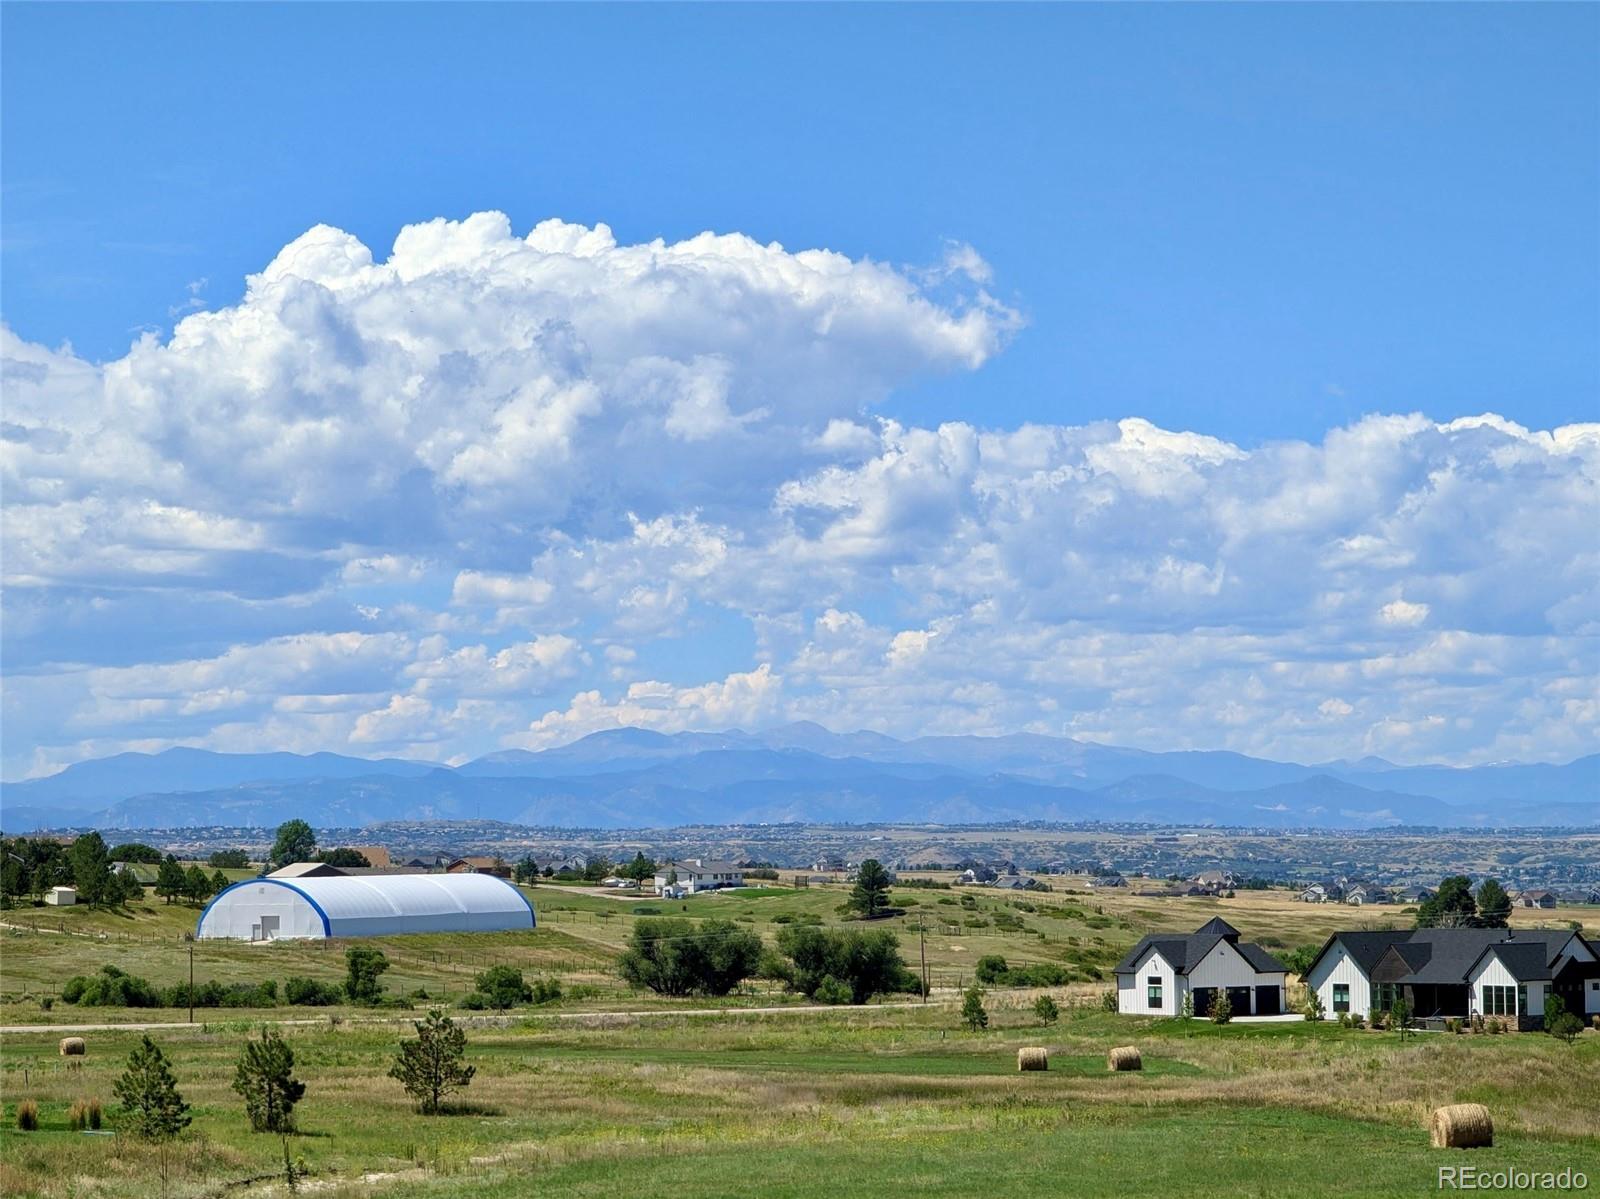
top-left (1, 1000), bottom-right (942, 1036)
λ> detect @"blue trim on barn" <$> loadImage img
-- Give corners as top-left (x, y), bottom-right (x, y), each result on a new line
top-left (490, 875), bottom-right (537, 929)
top-left (195, 877), bottom-right (334, 938)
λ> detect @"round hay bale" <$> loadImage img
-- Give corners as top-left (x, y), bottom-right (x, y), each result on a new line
top-left (1107, 1045), bottom-right (1142, 1072)
top-left (1017, 1046), bottom-right (1049, 1072)
top-left (58, 1037), bottom-right (86, 1057)
top-left (1430, 1104), bottom-right (1492, 1149)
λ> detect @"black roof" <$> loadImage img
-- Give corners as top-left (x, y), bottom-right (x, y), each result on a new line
top-left (1113, 921), bottom-right (1287, 977)
top-left (1304, 927), bottom-right (1584, 985)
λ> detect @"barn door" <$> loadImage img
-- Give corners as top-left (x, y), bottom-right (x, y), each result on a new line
top-left (260, 915), bottom-right (280, 941)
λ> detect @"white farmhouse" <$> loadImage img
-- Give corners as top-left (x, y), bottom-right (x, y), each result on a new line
top-left (652, 859), bottom-right (744, 895)
top-left (1302, 928), bottom-right (1598, 1027)
top-left (1113, 918), bottom-right (1288, 1017)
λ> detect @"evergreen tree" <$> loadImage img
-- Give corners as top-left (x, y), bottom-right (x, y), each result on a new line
top-left (113, 1036), bottom-right (192, 1142)
top-left (68, 831), bottom-right (114, 906)
top-left (623, 851), bottom-right (657, 889)
top-left (269, 819), bottom-right (317, 869)
top-left (389, 1009), bottom-right (474, 1113)
top-left (232, 1027), bottom-right (306, 1133)
top-left (1416, 876), bottom-right (1477, 928)
top-left (210, 868), bottom-right (231, 897)
top-left (115, 868), bottom-right (145, 904)
top-left (513, 855), bottom-right (539, 885)
top-left (184, 865), bottom-right (211, 905)
top-left (961, 984), bottom-right (989, 1031)
top-left (847, 859), bottom-right (894, 919)
top-left (1476, 879), bottom-right (1512, 929)
top-left (155, 856), bottom-right (186, 905)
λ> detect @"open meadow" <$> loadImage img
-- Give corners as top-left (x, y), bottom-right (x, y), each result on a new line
top-left (2, 877), bottom-right (1596, 1197)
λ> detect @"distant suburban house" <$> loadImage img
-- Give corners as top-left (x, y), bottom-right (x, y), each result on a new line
top-left (1516, 889), bottom-right (1557, 909)
top-left (653, 859), bottom-right (744, 894)
top-left (1087, 873), bottom-right (1127, 889)
top-left (811, 856), bottom-right (846, 873)
top-left (991, 875), bottom-right (1041, 891)
top-left (1113, 918), bottom-right (1288, 1017)
top-left (1192, 870), bottom-right (1237, 889)
top-left (1298, 882), bottom-right (1341, 903)
top-left (957, 866), bottom-right (997, 885)
top-left (270, 862), bottom-right (347, 879)
top-left (447, 857), bottom-right (512, 879)
top-left (1343, 884), bottom-right (1389, 906)
top-left (348, 845), bottom-right (392, 868)
top-left (1303, 928), bottom-right (1600, 1028)
top-left (1395, 886), bottom-right (1435, 904)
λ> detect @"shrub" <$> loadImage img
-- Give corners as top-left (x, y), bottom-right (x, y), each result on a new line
top-left (284, 977), bottom-right (342, 1006)
top-left (974, 955), bottom-right (1009, 985)
top-left (1445, 1018), bottom-right (1461, 1034)
top-left (15, 1100), bottom-right (38, 1131)
top-left (528, 977), bottom-right (562, 1005)
top-left (344, 946), bottom-right (390, 1005)
top-left (1100, 990), bottom-right (1118, 1013)
top-left (813, 975), bottom-right (852, 1005)
top-left (471, 965), bottom-right (532, 1010)
top-left (775, 925), bottom-right (915, 1004)
top-left (619, 918), bottom-right (764, 997)
top-left (86, 1097), bottom-right (102, 1129)
top-left (60, 966), bottom-right (163, 1008)
top-left (1302, 988), bottom-right (1325, 1021)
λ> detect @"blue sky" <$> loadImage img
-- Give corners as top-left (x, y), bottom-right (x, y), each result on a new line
top-left (7, 3), bottom-right (1595, 442)
top-left (2, 4), bottom-right (1597, 777)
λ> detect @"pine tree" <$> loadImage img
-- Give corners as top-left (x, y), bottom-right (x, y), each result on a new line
top-left (389, 1009), bottom-right (475, 1113)
top-left (847, 859), bottom-right (893, 919)
top-left (113, 1036), bottom-right (192, 1142)
top-left (67, 831), bottom-right (114, 906)
top-left (1476, 879), bottom-right (1512, 929)
top-left (961, 984), bottom-right (989, 1031)
top-left (155, 856), bottom-right (186, 905)
top-left (232, 1027), bottom-right (306, 1133)
top-left (184, 865), bottom-right (211, 905)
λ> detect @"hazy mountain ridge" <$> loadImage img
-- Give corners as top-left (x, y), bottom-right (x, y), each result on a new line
top-left (3, 725), bottom-right (1595, 832)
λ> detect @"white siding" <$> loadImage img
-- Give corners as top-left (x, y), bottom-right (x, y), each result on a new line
top-left (1117, 947), bottom-right (1183, 1016)
top-left (1306, 942), bottom-right (1371, 1019)
top-left (1469, 953), bottom-right (1543, 1018)
top-left (1187, 940), bottom-right (1283, 1015)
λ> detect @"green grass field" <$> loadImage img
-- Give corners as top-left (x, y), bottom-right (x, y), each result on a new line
top-left (2, 878), bottom-right (1594, 1196)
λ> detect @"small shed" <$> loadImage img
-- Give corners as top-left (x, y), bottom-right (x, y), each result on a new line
top-left (45, 886), bottom-right (77, 906)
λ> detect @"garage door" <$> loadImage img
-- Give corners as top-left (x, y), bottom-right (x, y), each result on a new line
top-left (1255, 985), bottom-right (1280, 1015)
top-left (1227, 986), bottom-right (1254, 1015)
top-left (1192, 987), bottom-right (1215, 1016)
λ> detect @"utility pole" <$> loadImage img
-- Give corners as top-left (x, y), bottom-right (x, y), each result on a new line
top-left (188, 944), bottom-right (194, 1024)
top-left (918, 913), bottom-right (928, 1003)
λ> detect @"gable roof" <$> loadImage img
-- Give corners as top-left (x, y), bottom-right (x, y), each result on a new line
top-left (1113, 921), bottom-right (1286, 977)
top-left (1304, 927), bottom-right (1584, 985)
top-left (1470, 941), bottom-right (1556, 982)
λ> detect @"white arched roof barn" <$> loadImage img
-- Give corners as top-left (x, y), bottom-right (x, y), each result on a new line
top-left (196, 873), bottom-right (536, 941)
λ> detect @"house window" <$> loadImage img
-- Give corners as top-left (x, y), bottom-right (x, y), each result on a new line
top-left (1483, 985), bottom-right (1520, 1017)
top-left (1146, 977), bottom-right (1163, 1009)
top-left (1332, 983), bottom-right (1350, 1013)
top-left (1376, 983), bottom-right (1400, 1012)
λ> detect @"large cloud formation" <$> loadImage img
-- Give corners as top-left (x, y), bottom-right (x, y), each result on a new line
top-left (3, 213), bottom-right (1595, 777)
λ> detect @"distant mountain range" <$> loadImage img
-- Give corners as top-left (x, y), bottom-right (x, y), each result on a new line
top-left (2, 724), bottom-right (1595, 833)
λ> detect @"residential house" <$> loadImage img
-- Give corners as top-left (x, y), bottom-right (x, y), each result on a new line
top-left (269, 862), bottom-right (347, 879)
top-left (1343, 884), bottom-right (1389, 906)
top-left (1087, 873), bottom-right (1128, 889)
top-left (991, 875), bottom-right (1041, 891)
top-left (447, 857), bottom-right (512, 879)
top-left (1113, 918), bottom-right (1288, 1017)
top-left (1303, 928), bottom-right (1599, 1028)
top-left (1517, 889), bottom-right (1557, 909)
top-left (348, 846), bottom-right (392, 868)
top-left (1395, 886), bottom-right (1435, 904)
top-left (1298, 882), bottom-right (1342, 903)
top-left (1192, 870), bottom-right (1237, 889)
top-left (652, 859), bottom-right (744, 894)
